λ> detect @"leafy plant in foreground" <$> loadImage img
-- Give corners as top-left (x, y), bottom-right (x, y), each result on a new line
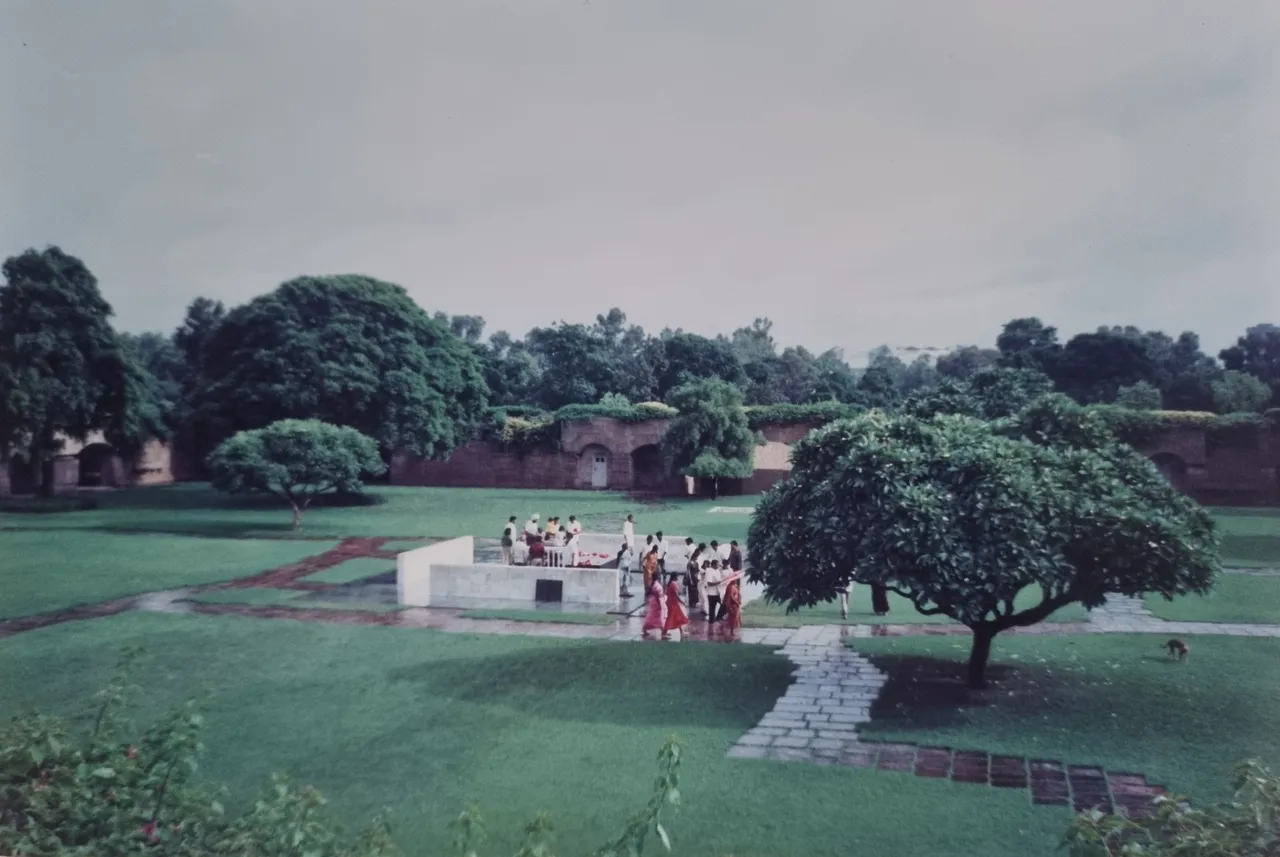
top-left (1063, 760), bottom-right (1280, 857)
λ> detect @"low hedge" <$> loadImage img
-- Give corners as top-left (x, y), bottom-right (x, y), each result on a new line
top-left (744, 401), bottom-right (865, 429)
top-left (0, 495), bottom-right (98, 514)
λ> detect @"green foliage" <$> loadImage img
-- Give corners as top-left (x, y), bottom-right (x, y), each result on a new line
top-left (1063, 760), bottom-right (1279, 857)
top-left (0, 650), bottom-right (399, 857)
top-left (749, 409), bottom-right (1219, 688)
top-left (1212, 369), bottom-right (1273, 414)
top-left (744, 401), bottom-right (864, 428)
top-left (185, 275), bottom-right (487, 462)
top-left (551, 402), bottom-right (676, 423)
top-left (903, 368), bottom-right (1053, 421)
top-left (662, 379), bottom-right (755, 483)
top-left (1114, 380), bottom-right (1164, 410)
top-left (1087, 406), bottom-right (1270, 450)
top-left (207, 420), bottom-right (386, 528)
top-left (1220, 323), bottom-right (1280, 401)
top-left (0, 247), bottom-right (163, 482)
top-left (480, 413), bottom-right (560, 456)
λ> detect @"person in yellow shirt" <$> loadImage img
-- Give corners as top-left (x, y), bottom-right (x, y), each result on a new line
top-left (545, 516), bottom-right (559, 539)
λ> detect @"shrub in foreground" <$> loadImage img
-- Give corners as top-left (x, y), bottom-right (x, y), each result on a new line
top-left (1064, 760), bottom-right (1279, 857)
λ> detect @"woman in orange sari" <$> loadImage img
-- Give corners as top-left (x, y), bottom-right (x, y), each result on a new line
top-left (662, 574), bottom-right (689, 639)
top-left (722, 578), bottom-right (743, 634)
top-left (641, 545), bottom-right (660, 592)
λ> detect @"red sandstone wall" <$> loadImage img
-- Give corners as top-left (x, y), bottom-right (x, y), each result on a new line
top-left (391, 441), bottom-right (579, 489)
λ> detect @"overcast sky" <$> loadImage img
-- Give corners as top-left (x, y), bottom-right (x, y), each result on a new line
top-left (4, 1), bottom-right (1279, 362)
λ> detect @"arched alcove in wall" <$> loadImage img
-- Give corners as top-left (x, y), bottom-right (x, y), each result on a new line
top-left (77, 442), bottom-right (116, 487)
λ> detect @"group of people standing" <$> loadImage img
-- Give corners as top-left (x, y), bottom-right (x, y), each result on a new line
top-left (612, 514), bottom-right (746, 640)
top-left (501, 513), bottom-right (584, 566)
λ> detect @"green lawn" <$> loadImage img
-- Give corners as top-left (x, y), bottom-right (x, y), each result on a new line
top-left (1145, 573), bottom-right (1280, 624)
top-left (458, 608), bottom-right (617, 625)
top-left (0, 613), bottom-right (1068, 857)
top-left (301, 557), bottom-right (396, 584)
top-left (745, 587), bottom-right (1090, 627)
top-left (0, 531), bottom-right (338, 620)
top-left (850, 633), bottom-right (1280, 802)
top-left (0, 483), bottom-right (753, 544)
top-left (1209, 507), bottom-right (1280, 567)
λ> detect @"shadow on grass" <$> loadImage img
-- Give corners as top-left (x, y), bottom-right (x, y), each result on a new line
top-left (860, 654), bottom-right (1022, 730)
top-left (387, 641), bottom-right (793, 729)
top-left (89, 487), bottom-right (388, 513)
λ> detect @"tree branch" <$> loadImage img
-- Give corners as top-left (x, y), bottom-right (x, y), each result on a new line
top-left (884, 584), bottom-right (950, 616)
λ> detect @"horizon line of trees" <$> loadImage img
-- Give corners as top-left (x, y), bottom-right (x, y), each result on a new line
top-left (3, 245), bottom-right (1279, 490)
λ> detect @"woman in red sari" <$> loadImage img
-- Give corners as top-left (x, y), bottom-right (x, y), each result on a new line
top-left (722, 578), bottom-right (743, 634)
top-left (641, 575), bottom-right (665, 639)
top-left (662, 574), bottom-right (689, 639)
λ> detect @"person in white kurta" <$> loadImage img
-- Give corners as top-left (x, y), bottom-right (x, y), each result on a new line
top-left (568, 516), bottom-right (582, 536)
top-left (622, 514), bottom-right (635, 549)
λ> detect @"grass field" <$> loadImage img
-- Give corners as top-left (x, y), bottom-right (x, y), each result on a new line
top-left (744, 587), bottom-right (1091, 627)
top-left (1209, 507), bottom-right (1280, 567)
top-left (301, 556), bottom-right (396, 584)
top-left (1145, 573), bottom-right (1280, 624)
top-left (851, 633), bottom-right (1280, 801)
top-left (0, 613), bottom-right (1069, 857)
top-left (0, 483), bottom-right (754, 544)
top-left (0, 531), bottom-right (338, 619)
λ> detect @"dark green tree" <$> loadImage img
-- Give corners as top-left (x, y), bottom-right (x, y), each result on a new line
top-left (810, 348), bottom-right (862, 403)
top-left (1211, 370), bottom-right (1273, 413)
top-left (662, 378), bottom-right (756, 499)
top-left (526, 322), bottom-right (609, 408)
top-left (1220, 324), bottom-right (1280, 401)
top-left (748, 406), bottom-right (1218, 688)
top-left (185, 275), bottom-right (488, 461)
top-left (1114, 381), bottom-right (1164, 410)
top-left (481, 330), bottom-right (542, 406)
top-left (207, 419), bottom-right (386, 528)
top-left (996, 317), bottom-right (1062, 374)
top-left (654, 330), bottom-right (744, 397)
top-left (0, 247), bottom-right (161, 492)
top-left (936, 345), bottom-right (1000, 380)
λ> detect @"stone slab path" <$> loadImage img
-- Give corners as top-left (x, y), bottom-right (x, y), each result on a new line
top-left (724, 631), bottom-right (1170, 817)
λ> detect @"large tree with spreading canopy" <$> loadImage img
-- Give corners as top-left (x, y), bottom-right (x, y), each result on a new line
top-left (0, 247), bottom-right (165, 493)
top-left (748, 397), bottom-right (1219, 688)
top-left (184, 275), bottom-right (488, 461)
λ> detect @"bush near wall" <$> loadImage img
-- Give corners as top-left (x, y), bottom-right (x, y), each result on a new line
top-left (479, 402), bottom-right (678, 457)
top-left (1090, 406), bottom-right (1279, 451)
top-left (744, 402), bottom-right (866, 429)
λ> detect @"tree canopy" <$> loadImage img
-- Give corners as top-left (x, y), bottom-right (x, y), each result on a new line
top-left (747, 403), bottom-right (1219, 688)
top-left (661, 378), bottom-right (756, 497)
top-left (184, 275), bottom-right (488, 461)
top-left (207, 419), bottom-right (386, 528)
top-left (0, 247), bottom-right (163, 489)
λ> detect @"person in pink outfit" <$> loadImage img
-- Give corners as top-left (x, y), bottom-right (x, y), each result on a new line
top-left (641, 576), bottom-right (665, 639)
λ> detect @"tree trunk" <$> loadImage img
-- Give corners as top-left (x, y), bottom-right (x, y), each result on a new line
top-left (710, 478), bottom-right (719, 500)
top-left (291, 503), bottom-right (302, 530)
top-left (966, 626), bottom-right (997, 690)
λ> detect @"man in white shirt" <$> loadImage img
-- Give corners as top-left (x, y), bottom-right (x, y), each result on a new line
top-left (622, 514), bottom-right (635, 549)
top-left (709, 540), bottom-right (730, 564)
top-left (655, 531), bottom-right (669, 576)
top-left (568, 515), bottom-right (582, 536)
top-left (524, 514), bottom-right (540, 544)
top-left (703, 561), bottom-right (724, 622)
top-left (617, 540), bottom-right (635, 597)
top-left (501, 516), bottom-right (518, 565)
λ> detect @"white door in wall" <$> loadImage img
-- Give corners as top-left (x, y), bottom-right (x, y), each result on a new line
top-left (591, 454), bottom-right (609, 488)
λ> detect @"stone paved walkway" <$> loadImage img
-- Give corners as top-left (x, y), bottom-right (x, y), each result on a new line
top-left (725, 630), bottom-right (1169, 817)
